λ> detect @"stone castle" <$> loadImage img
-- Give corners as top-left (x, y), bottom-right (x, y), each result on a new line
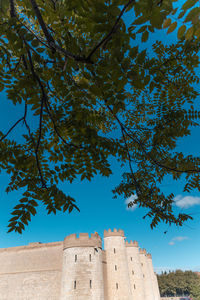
top-left (0, 229), bottom-right (160, 300)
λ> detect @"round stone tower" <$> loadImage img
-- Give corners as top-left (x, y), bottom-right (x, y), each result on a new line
top-left (147, 254), bottom-right (160, 300)
top-left (103, 229), bottom-right (132, 300)
top-left (126, 240), bottom-right (145, 300)
top-left (139, 248), bottom-right (154, 300)
top-left (60, 232), bottom-right (104, 300)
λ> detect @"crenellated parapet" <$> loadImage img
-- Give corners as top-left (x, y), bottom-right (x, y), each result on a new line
top-left (63, 232), bottom-right (102, 249)
top-left (125, 240), bottom-right (139, 247)
top-left (139, 248), bottom-right (147, 254)
top-left (147, 253), bottom-right (152, 259)
top-left (104, 228), bottom-right (124, 237)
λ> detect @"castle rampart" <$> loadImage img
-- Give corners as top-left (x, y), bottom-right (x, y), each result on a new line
top-left (63, 232), bottom-right (102, 249)
top-left (104, 228), bottom-right (124, 237)
top-left (125, 240), bottom-right (139, 247)
top-left (0, 229), bottom-right (160, 300)
top-left (61, 232), bottom-right (104, 300)
top-left (139, 248), bottom-right (155, 300)
top-left (126, 240), bottom-right (145, 300)
top-left (104, 229), bottom-right (132, 300)
top-left (147, 254), bottom-right (160, 300)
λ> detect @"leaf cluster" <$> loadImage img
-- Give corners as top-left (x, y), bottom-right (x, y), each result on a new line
top-left (0, 0), bottom-right (200, 232)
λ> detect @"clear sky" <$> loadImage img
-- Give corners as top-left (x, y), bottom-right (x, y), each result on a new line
top-left (0, 4), bottom-right (200, 274)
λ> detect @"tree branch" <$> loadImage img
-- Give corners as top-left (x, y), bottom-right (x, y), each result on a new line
top-left (43, 97), bottom-right (80, 149)
top-left (124, 127), bottom-right (200, 174)
top-left (9, 0), bottom-right (16, 18)
top-left (23, 117), bottom-right (47, 188)
top-left (28, 0), bottom-right (92, 63)
top-left (25, 48), bottom-right (47, 188)
top-left (29, 0), bottom-right (55, 50)
top-left (121, 126), bottom-right (141, 196)
top-left (25, 46), bottom-right (81, 186)
top-left (104, 96), bottom-right (200, 174)
top-left (17, 17), bottom-right (52, 50)
top-left (87, 0), bottom-right (135, 60)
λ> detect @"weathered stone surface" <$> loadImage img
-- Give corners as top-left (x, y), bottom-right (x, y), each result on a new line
top-left (0, 230), bottom-right (160, 300)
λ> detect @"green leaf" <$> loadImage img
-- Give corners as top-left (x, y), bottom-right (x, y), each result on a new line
top-left (133, 15), bottom-right (148, 25)
top-left (31, 39), bottom-right (40, 47)
top-left (0, 83), bottom-right (4, 92)
top-left (129, 46), bottom-right (138, 58)
top-left (167, 22), bottom-right (177, 34)
top-left (185, 27), bottom-right (194, 40)
top-left (141, 31), bottom-right (149, 42)
top-left (137, 25), bottom-right (147, 33)
top-left (195, 27), bottom-right (200, 38)
top-left (178, 11), bottom-right (186, 19)
top-left (184, 7), bottom-right (200, 23)
top-left (37, 47), bottom-right (45, 53)
top-left (163, 18), bottom-right (171, 29)
top-left (177, 25), bottom-right (186, 39)
top-left (137, 50), bottom-right (146, 64)
top-left (150, 12), bottom-right (164, 29)
top-left (69, 206), bottom-right (73, 213)
top-left (182, 0), bottom-right (198, 10)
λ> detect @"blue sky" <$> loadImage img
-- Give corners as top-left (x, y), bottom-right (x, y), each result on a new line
top-left (0, 3), bottom-right (200, 274)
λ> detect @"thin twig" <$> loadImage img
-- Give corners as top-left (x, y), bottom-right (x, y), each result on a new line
top-left (26, 49), bottom-right (44, 153)
top-left (87, 0), bottom-right (135, 60)
top-left (17, 17), bottom-right (52, 50)
top-left (0, 118), bottom-right (24, 142)
top-left (13, 56), bottom-right (22, 72)
top-left (44, 96), bottom-right (80, 149)
top-left (121, 126), bottom-right (141, 196)
top-left (25, 48), bottom-right (47, 188)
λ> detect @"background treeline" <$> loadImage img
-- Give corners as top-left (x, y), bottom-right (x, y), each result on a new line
top-left (157, 270), bottom-right (200, 300)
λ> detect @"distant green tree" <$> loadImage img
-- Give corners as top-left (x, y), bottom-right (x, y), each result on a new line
top-left (158, 270), bottom-right (200, 297)
top-left (0, 0), bottom-right (200, 232)
top-left (190, 280), bottom-right (200, 300)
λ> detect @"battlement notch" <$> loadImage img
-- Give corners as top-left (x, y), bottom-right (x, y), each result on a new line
top-left (63, 232), bottom-right (102, 249)
top-left (104, 228), bottom-right (124, 237)
top-left (139, 248), bottom-right (147, 254)
top-left (125, 240), bottom-right (139, 247)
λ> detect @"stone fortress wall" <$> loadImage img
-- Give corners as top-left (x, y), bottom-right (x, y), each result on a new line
top-left (0, 229), bottom-right (160, 300)
top-left (0, 241), bottom-right (63, 300)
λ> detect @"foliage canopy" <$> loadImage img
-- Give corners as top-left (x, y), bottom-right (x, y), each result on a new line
top-left (0, 0), bottom-right (200, 232)
top-left (158, 270), bottom-right (200, 299)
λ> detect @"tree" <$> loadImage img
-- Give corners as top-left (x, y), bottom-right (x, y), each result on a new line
top-left (0, 0), bottom-right (200, 233)
top-left (158, 270), bottom-right (200, 297)
top-left (190, 279), bottom-right (200, 300)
